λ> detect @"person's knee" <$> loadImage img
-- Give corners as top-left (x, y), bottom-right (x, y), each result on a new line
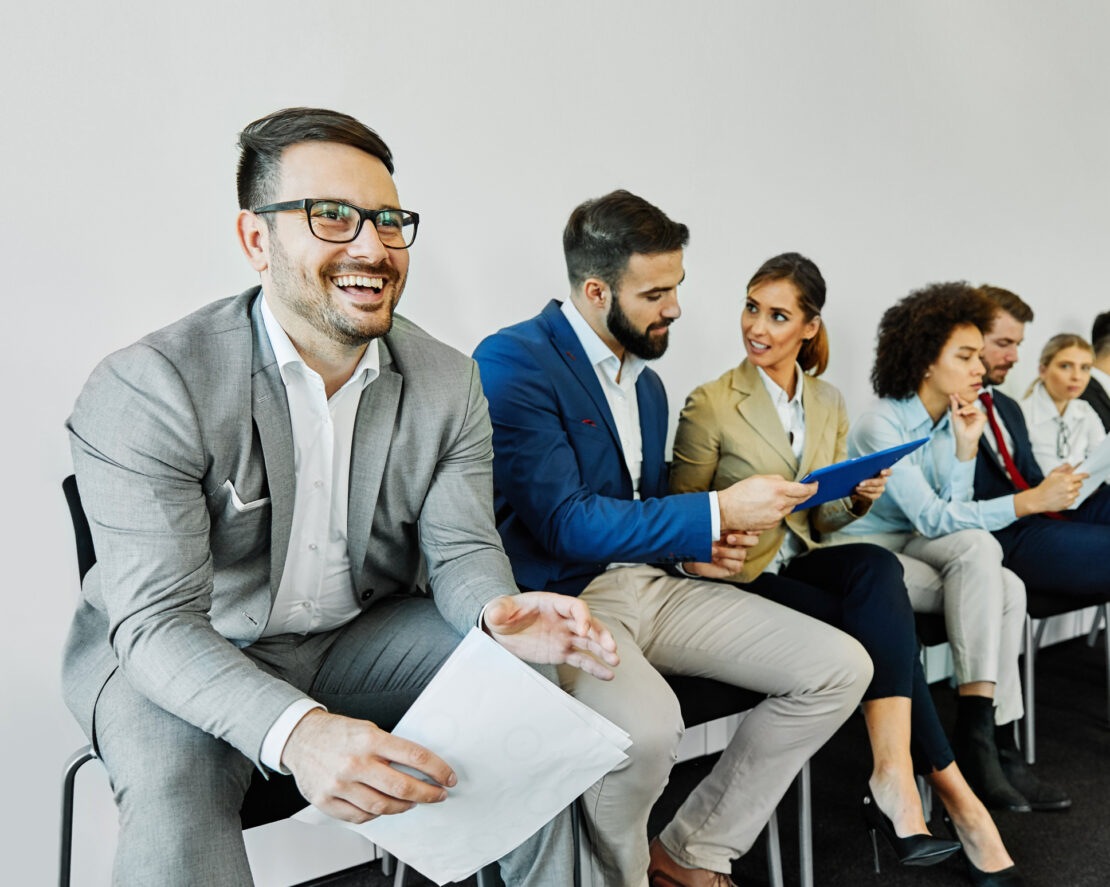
top-left (829, 633), bottom-right (875, 700)
top-left (950, 529), bottom-right (1004, 565)
top-left (618, 690), bottom-right (684, 784)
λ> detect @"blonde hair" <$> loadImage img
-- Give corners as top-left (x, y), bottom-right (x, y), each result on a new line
top-left (1025, 333), bottom-right (1093, 397)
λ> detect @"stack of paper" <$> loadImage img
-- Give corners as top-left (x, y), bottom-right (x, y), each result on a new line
top-left (294, 629), bottom-right (629, 884)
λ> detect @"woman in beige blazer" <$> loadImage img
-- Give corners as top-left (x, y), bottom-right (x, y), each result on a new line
top-left (672, 254), bottom-right (1018, 884)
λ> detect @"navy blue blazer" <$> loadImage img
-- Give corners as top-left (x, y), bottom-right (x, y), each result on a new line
top-left (1080, 377), bottom-right (1110, 432)
top-left (974, 388), bottom-right (1045, 500)
top-left (473, 300), bottom-right (712, 595)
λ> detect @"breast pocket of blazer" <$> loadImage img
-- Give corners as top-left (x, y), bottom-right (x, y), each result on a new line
top-left (208, 479), bottom-right (272, 562)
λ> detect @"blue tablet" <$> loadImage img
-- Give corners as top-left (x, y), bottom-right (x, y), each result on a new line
top-left (791, 437), bottom-right (929, 512)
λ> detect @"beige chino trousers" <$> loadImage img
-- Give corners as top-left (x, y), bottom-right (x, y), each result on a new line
top-left (557, 565), bottom-right (872, 887)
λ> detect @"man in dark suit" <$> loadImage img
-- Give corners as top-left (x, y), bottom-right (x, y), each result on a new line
top-left (974, 286), bottom-right (1110, 598)
top-left (64, 108), bottom-right (617, 886)
top-left (474, 190), bottom-right (872, 887)
top-left (1080, 310), bottom-right (1110, 430)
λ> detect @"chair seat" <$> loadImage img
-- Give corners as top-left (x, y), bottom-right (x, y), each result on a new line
top-left (913, 612), bottom-right (950, 648)
top-left (1026, 591), bottom-right (1110, 620)
top-left (663, 675), bottom-right (766, 729)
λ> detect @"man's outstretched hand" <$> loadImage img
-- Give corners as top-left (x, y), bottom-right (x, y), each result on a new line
top-left (482, 591), bottom-right (620, 680)
top-left (282, 709), bottom-right (455, 824)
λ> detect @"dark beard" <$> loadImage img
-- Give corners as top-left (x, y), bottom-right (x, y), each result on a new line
top-left (607, 295), bottom-right (670, 359)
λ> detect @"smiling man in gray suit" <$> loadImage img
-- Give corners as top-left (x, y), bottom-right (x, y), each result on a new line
top-left (63, 107), bottom-right (619, 886)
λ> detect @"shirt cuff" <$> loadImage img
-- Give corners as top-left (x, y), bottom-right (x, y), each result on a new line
top-left (260, 698), bottom-right (326, 774)
top-left (708, 490), bottom-right (721, 540)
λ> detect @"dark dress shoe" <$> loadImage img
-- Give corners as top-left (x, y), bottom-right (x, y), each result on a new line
top-left (647, 837), bottom-right (737, 887)
top-left (954, 696), bottom-right (1031, 812)
top-left (862, 791), bottom-right (962, 871)
top-left (998, 746), bottom-right (1072, 811)
top-left (965, 855), bottom-right (1025, 886)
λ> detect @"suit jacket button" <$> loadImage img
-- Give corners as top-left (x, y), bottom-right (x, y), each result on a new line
top-left (360, 590), bottom-right (373, 602)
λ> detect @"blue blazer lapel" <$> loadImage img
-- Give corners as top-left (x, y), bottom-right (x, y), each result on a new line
top-left (539, 301), bottom-right (624, 454)
top-left (637, 372), bottom-right (668, 499)
top-left (250, 296), bottom-right (295, 600)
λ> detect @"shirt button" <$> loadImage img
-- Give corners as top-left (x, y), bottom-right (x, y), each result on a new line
top-left (308, 542), bottom-right (318, 551)
top-left (301, 601), bottom-right (311, 610)
top-left (360, 590), bottom-right (372, 601)
top-left (314, 480), bottom-right (323, 489)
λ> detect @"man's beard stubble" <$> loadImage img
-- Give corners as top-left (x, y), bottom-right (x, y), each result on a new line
top-left (267, 234), bottom-right (401, 347)
top-left (606, 294), bottom-right (671, 360)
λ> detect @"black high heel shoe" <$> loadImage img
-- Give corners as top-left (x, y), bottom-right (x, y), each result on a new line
top-left (863, 790), bottom-right (961, 872)
top-left (941, 814), bottom-right (1025, 886)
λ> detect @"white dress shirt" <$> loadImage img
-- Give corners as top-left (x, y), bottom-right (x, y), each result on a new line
top-left (1021, 381), bottom-right (1107, 474)
top-left (560, 300), bottom-right (720, 564)
top-left (258, 295), bottom-right (379, 770)
top-left (1090, 365), bottom-right (1110, 396)
top-left (755, 364), bottom-right (806, 574)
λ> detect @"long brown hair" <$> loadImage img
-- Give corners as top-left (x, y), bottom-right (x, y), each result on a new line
top-left (747, 252), bottom-right (828, 376)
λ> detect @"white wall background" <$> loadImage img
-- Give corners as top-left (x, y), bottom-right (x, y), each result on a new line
top-left (2, 2), bottom-right (1107, 884)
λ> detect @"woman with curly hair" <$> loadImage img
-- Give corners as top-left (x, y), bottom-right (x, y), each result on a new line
top-left (839, 282), bottom-right (1071, 829)
top-left (672, 256), bottom-right (1019, 885)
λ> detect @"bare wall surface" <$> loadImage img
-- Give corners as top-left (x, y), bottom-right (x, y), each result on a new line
top-left (2, 2), bottom-right (1106, 883)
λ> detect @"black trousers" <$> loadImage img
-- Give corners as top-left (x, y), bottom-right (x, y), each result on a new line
top-left (745, 543), bottom-right (955, 772)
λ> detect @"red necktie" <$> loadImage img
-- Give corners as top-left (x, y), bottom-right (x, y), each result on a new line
top-left (980, 391), bottom-right (1065, 519)
top-left (978, 392), bottom-right (1030, 491)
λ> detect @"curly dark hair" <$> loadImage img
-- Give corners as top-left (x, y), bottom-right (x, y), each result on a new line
top-left (871, 282), bottom-right (998, 398)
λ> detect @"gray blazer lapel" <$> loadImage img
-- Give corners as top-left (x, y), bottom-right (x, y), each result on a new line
top-left (250, 298), bottom-right (295, 599)
top-left (347, 340), bottom-right (401, 589)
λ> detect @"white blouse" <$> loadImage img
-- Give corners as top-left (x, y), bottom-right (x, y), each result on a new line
top-left (1020, 382), bottom-right (1107, 474)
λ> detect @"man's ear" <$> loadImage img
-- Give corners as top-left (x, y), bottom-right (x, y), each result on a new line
top-left (237, 210), bottom-right (269, 272)
top-left (582, 277), bottom-right (610, 310)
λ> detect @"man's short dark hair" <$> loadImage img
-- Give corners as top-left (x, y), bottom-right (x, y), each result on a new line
top-left (236, 107), bottom-right (394, 211)
top-left (871, 282), bottom-right (998, 399)
top-left (563, 190), bottom-right (689, 291)
top-left (978, 284), bottom-right (1034, 324)
top-left (1093, 310), bottom-right (1110, 357)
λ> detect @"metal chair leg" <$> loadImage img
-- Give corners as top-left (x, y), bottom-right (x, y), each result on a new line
top-left (1103, 603), bottom-right (1110, 726)
top-left (765, 808), bottom-right (784, 887)
top-left (1086, 605), bottom-right (1106, 647)
top-left (381, 850), bottom-right (394, 877)
top-left (476, 863), bottom-right (500, 887)
top-left (60, 745), bottom-right (97, 887)
top-left (798, 760), bottom-right (813, 887)
top-left (392, 858), bottom-right (407, 887)
top-left (1023, 614), bottom-right (1036, 765)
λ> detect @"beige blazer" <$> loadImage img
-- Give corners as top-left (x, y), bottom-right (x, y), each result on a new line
top-left (670, 359), bottom-right (861, 582)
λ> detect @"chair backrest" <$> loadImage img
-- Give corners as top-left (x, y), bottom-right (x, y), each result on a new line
top-left (62, 475), bottom-right (97, 582)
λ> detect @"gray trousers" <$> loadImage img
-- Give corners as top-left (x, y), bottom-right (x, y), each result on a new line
top-left (557, 566), bottom-right (872, 887)
top-left (92, 596), bottom-right (574, 887)
top-left (850, 529), bottom-right (1026, 725)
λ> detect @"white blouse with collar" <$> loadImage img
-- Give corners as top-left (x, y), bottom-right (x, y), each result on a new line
top-left (1020, 382), bottom-right (1107, 474)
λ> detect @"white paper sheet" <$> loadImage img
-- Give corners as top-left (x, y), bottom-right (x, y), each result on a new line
top-left (1071, 431), bottom-right (1110, 508)
top-left (293, 629), bottom-right (629, 884)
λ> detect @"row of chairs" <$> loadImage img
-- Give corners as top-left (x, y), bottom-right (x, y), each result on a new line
top-left (58, 474), bottom-right (1108, 886)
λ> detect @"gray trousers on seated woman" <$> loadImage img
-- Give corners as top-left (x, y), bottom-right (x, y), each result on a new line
top-left (839, 528), bottom-right (1026, 725)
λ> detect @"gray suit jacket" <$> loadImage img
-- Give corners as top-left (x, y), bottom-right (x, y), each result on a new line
top-left (63, 288), bottom-right (515, 767)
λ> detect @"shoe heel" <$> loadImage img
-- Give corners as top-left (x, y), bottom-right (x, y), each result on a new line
top-left (869, 827), bottom-right (881, 873)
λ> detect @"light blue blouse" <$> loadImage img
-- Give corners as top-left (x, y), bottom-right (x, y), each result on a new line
top-left (840, 396), bottom-right (1017, 538)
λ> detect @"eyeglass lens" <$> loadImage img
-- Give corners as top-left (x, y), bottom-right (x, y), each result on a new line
top-left (1056, 419), bottom-right (1070, 459)
top-left (308, 201), bottom-right (416, 246)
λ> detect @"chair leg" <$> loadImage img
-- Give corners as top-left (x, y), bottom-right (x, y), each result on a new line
top-left (765, 808), bottom-right (784, 887)
top-left (392, 859), bottom-right (407, 887)
top-left (1086, 605), bottom-right (1106, 647)
top-left (570, 799), bottom-right (582, 887)
top-left (60, 746), bottom-right (96, 887)
top-left (1023, 614), bottom-right (1036, 765)
top-left (381, 850), bottom-right (394, 877)
top-left (1103, 603), bottom-right (1110, 726)
top-left (798, 760), bottom-right (813, 887)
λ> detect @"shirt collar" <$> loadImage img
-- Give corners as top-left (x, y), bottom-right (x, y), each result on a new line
top-left (561, 298), bottom-right (647, 386)
top-left (755, 363), bottom-right (804, 409)
top-left (260, 292), bottom-right (379, 393)
top-left (1024, 382), bottom-right (1060, 424)
top-left (897, 395), bottom-right (944, 435)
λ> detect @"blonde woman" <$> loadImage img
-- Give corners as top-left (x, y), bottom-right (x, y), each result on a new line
top-left (1020, 334), bottom-right (1106, 475)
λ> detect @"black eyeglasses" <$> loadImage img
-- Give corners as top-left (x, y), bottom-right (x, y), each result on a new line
top-left (252, 199), bottom-right (420, 248)
top-left (1055, 418), bottom-right (1071, 460)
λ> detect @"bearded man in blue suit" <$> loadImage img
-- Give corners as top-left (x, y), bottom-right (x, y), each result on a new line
top-left (473, 190), bottom-right (872, 887)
